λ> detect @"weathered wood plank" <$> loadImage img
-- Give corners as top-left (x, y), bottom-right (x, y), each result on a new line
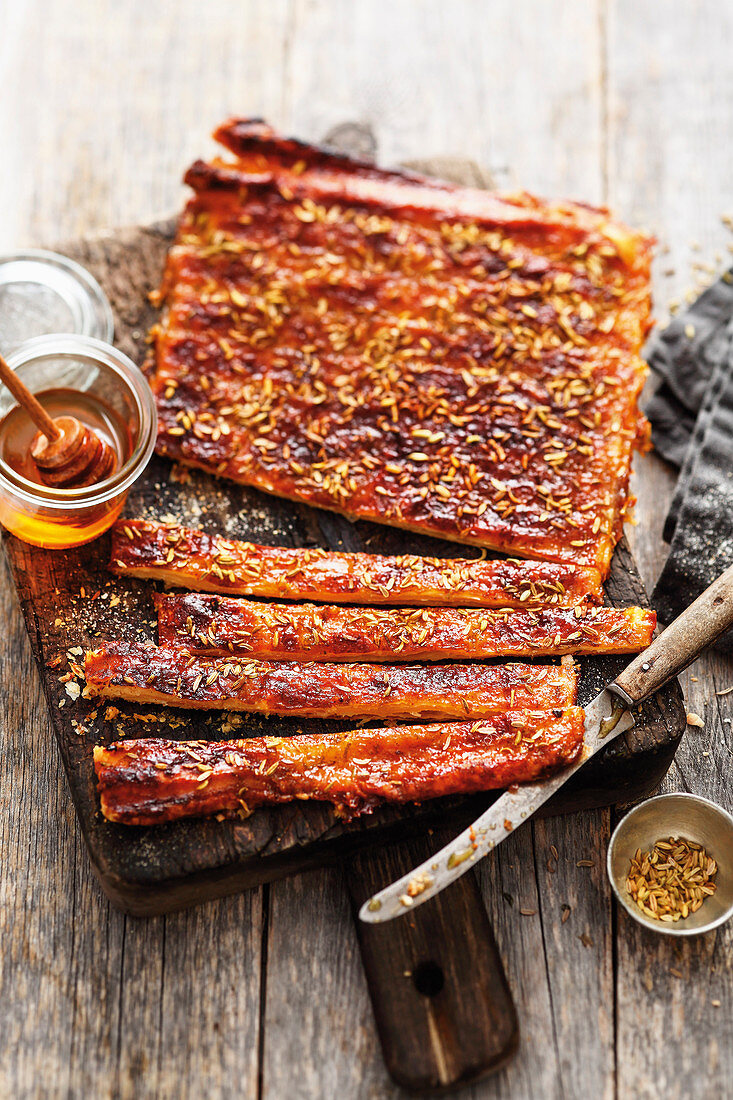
top-left (285, 0), bottom-right (606, 200)
top-left (530, 813), bottom-right (615, 1100)
top-left (476, 827), bottom-right (564, 1100)
top-left (463, 4), bottom-right (617, 1096)
top-left (111, 894), bottom-right (263, 1100)
top-left (0, 3), bottom-right (617, 1099)
top-left (606, 3), bottom-right (733, 1097)
top-left (0, 1), bottom-right (295, 251)
top-left (262, 869), bottom-right (402, 1100)
top-left (0, 3), bottom-right (288, 1097)
top-left (0, 549), bottom-right (87, 1099)
top-left (1, 1), bottom-right (728, 1098)
top-left (155, 895), bottom-right (263, 1100)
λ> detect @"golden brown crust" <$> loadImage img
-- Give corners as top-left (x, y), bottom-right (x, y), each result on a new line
top-left (94, 708), bottom-right (585, 824)
top-left (110, 518), bottom-right (603, 607)
top-left (84, 643), bottom-right (578, 720)
top-left (147, 120), bottom-right (653, 575)
top-left (156, 592), bottom-right (656, 661)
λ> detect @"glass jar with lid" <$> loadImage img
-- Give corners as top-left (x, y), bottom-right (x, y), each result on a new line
top-left (0, 334), bottom-right (156, 548)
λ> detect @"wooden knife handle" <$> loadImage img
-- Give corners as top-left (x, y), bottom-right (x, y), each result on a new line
top-left (345, 836), bottom-right (518, 1093)
top-left (611, 562), bottom-right (733, 706)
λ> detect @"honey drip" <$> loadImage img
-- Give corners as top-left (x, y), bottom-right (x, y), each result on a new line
top-left (0, 388), bottom-right (132, 548)
top-left (1, 388), bottom-right (129, 488)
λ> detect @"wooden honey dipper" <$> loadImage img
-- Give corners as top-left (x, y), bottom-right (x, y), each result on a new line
top-left (0, 351), bottom-right (116, 488)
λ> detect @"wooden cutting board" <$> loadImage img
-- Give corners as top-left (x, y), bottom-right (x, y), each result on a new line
top-left (1, 167), bottom-right (687, 1091)
top-left (2, 216), bottom-right (686, 917)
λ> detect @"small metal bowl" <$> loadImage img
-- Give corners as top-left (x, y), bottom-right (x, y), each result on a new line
top-left (607, 793), bottom-right (733, 936)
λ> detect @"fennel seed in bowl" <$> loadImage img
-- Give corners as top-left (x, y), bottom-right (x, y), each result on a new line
top-left (626, 836), bottom-right (717, 922)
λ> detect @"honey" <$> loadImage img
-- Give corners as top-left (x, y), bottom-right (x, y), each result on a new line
top-left (1, 388), bottom-right (130, 484)
top-left (0, 492), bottom-right (127, 549)
top-left (0, 387), bottom-right (132, 548)
top-left (0, 335), bottom-right (157, 550)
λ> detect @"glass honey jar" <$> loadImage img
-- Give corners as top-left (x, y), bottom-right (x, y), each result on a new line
top-left (0, 335), bottom-right (156, 548)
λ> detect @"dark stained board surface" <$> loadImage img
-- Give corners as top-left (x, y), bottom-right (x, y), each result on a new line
top-left (2, 220), bottom-right (686, 917)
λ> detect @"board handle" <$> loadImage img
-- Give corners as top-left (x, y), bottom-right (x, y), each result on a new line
top-left (345, 836), bottom-right (518, 1093)
top-left (611, 562), bottom-right (733, 706)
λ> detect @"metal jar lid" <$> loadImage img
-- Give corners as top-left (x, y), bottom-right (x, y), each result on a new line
top-left (0, 249), bottom-right (114, 354)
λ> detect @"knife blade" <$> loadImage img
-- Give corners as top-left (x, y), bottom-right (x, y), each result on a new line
top-left (358, 689), bottom-right (633, 923)
top-left (360, 559), bottom-right (733, 924)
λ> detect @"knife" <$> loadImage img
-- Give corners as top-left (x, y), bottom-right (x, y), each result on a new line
top-left (360, 561), bottom-right (733, 924)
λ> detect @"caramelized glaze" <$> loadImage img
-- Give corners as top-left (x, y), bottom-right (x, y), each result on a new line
top-left (94, 709), bottom-right (585, 824)
top-left (156, 592), bottom-right (656, 661)
top-left (85, 643), bottom-right (578, 720)
top-left (147, 121), bottom-right (653, 575)
top-left (110, 517), bottom-right (603, 607)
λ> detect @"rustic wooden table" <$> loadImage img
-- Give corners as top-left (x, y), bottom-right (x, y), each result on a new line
top-left (1, 2), bottom-right (732, 1097)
